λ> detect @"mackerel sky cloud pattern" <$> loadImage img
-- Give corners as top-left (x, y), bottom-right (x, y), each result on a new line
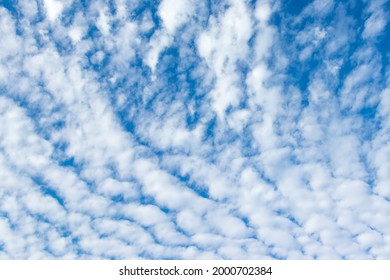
top-left (0, 0), bottom-right (389, 259)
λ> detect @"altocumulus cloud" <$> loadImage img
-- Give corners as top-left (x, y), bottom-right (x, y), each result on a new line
top-left (0, 0), bottom-right (390, 259)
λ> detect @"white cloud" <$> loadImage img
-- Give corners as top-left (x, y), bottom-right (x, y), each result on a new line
top-left (43, 0), bottom-right (65, 22)
top-left (158, 0), bottom-right (194, 34)
top-left (144, 30), bottom-right (172, 73)
top-left (18, 0), bottom-right (38, 20)
top-left (363, 11), bottom-right (387, 38)
top-left (197, 0), bottom-right (253, 119)
top-left (362, 0), bottom-right (388, 39)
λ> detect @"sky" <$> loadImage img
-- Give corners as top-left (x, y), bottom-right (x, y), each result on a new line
top-left (0, 0), bottom-right (389, 260)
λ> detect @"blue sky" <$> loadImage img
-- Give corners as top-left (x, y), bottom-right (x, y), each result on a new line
top-left (0, 0), bottom-right (389, 259)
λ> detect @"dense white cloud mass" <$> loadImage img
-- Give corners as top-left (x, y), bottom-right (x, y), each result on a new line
top-left (0, 0), bottom-right (389, 259)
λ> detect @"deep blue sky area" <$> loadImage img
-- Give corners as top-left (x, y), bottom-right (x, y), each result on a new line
top-left (0, 0), bottom-right (389, 260)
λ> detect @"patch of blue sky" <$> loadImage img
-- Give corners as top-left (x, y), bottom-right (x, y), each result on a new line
top-left (171, 170), bottom-right (210, 199)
